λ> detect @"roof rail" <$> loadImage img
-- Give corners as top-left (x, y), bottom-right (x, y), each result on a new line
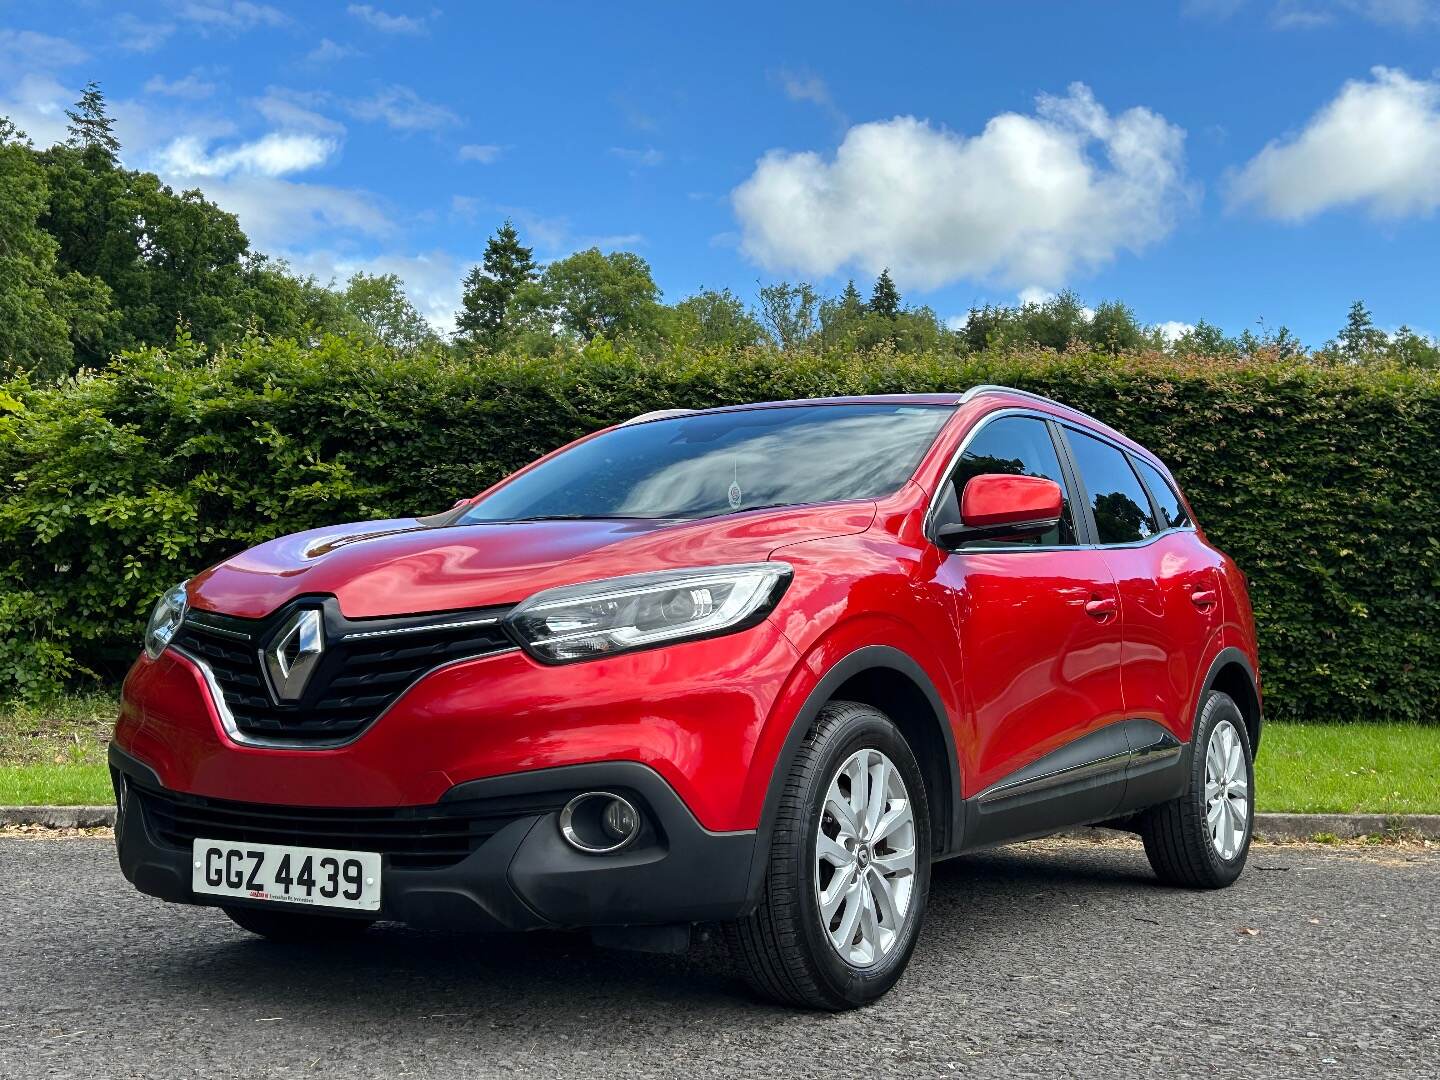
top-left (959, 384), bottom-right (1070, 410)
top-left (619, 408), bottom-right (693, 427)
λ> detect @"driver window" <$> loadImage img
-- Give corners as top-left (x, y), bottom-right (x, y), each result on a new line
top-left (937, 415), bottom-right (1078, 547)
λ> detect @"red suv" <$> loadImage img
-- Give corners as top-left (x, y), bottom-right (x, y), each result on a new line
top-left (112, 385), bottom-right (1261, 1010)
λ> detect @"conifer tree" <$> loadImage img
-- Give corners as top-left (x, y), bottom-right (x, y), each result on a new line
top-left (869, 268), bottom-right (900, 318)
top-left (65, 82), bottom-right (120, 158)
top-left (456, 220), bottom-right (537, 347)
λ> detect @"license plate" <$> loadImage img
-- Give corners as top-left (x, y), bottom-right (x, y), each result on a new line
top-left (191, 839), bottom-right (382, 911)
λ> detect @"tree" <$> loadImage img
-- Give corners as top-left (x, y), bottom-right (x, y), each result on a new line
top-left (757, 281), bottom-right (818, 350)
top-left (338, 272), bottom-right (438, 352)
top-left (1085, 300), bottom-right (1146, 354)
top-left (1334, 300), bottom-right (1388, 362)
top-left (1385, 326), bottom-right (1440, 369)
top-left (65, 81), bottom-right (120, 158)
top-left (539, 248), bottom-right (662, 342)
top-left (0, 121), bottom-right (114, 379)
top-left (1236, 320), bottom-right (1303, 360)
top-left (35, 86), bottom-right (365, 362)
top-left (1173, 320), bottom-right (1236, 357)
top-left (455, 220), bottom-right (537, 348)
top-left (670, 288), bottom-right (767, 350)
top-left (957, 304), bottom-right (1009, 352)
top-left (869, 268), bottom-right (900, 318)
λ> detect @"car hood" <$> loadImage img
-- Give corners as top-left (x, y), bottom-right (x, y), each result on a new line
top-left (187, 502), bottom-right (877, 619)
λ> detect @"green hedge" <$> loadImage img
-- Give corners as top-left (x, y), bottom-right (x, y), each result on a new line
top-left (2, 336), bottom-right (1438, 723)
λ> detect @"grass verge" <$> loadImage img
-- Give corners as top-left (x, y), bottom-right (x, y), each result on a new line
top-left (1, 698), bottom-right (1438, 812)
top-left (0, 764), bottom-right (111, 805)
top-left (1255, 722), bottom-right (1440, 814)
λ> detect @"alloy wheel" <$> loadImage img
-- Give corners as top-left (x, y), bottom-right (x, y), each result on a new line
top-left (1205, 719), bottom-right (1250, 860)
top-left (815, 748), bottom-right (917, 966)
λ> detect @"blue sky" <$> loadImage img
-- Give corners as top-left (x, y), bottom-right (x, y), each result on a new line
top-left (2, 1), bottom-right (1438, 344)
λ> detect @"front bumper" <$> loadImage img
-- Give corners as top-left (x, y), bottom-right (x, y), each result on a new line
top-left (111, 744), bottom-right (757, 931)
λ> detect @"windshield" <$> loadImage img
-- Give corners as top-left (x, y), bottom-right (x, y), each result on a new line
top-left (461, 403), bottom-right (953, 522)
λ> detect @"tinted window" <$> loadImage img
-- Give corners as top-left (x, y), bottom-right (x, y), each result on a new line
top-left (1067, 429), bottom-right (1158, 544)
top-left (463, 404), bottom-right (952, 522)
top-left (943, 415), bottom-right (1077, 546)
top-left (1133, 457), bottom-right (1191, 529)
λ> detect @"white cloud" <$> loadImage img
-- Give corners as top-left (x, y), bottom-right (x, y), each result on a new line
top-left (1192, 0), bottom-right (1439, 26)
top-left (780, 70), bottom-right (832, 108)
top-left (458, 143), bottom-right (503, 163)
top-left (254, 87), bottom-right (345, 134)
top-left (609, 146), bottom-right (664, 168)
top-left (351, 85), bottom-right (459, 131)
top-left (144, 73), bottom-right (217, 99)
top-left (732, 83), bottom-right (1190, 291)
top-left (282, 248), bottom-right (463, 329)
top-left (177, 2), bottom-right (290, 30)
top-left (306, 38), bottom-right (359, 63)
top-left (1017, 286), bottom-right (1054, 306)
top-left (1157, 320), bottom-right (1196, 343)
top-left (189, 177), bottom-right (394, 250)
top-left (157, 132), bottom-right (338, 178)
top-left (450, 194), bottom-right (482, 222)
top-left (0, 29), bottom-right (88, 69)
top-left (1229, 67), bottom-right (1440, 220)
top-left (346, 4), bottom-right (428, 33)
top-left (114, 14), bottom-right (176, 52)
top-left (0, 72), bottom-right (73, 146)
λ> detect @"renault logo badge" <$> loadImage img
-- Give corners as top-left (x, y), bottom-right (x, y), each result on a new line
top-left (263, 608), bottom-right (324, 702)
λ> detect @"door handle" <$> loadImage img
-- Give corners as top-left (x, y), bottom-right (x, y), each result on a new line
top-left (1084, 597), bottom-right (1117, 619)
top-left (1190, 589), bottom-right (1218, 608)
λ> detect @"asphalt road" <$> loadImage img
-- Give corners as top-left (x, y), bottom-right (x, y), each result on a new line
top-left (2, 836), bottom-right (1436, 1080)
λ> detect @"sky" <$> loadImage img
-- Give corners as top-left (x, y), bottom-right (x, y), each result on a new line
top-left (2, 0), bottom-right (1439, 345)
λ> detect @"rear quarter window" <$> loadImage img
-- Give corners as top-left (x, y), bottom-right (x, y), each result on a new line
top-left (1133, 457), bottom-right (1192, 530)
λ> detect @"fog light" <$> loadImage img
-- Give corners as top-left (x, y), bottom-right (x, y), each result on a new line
top-left (559, 791), bottom-right (642, 853)
top-left (602, 798), bottom-right (637, 842)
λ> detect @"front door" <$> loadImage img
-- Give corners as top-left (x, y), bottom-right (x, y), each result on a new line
top-left (930, 413), bottom-right (1128, 841)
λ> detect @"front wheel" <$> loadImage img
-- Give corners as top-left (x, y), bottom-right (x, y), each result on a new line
top-left (1140, 690), bottom-right (1255, 888)
top-left (726, 700), bottom-right (931, 1010)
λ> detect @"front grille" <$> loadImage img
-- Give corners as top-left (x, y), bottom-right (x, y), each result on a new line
top-left (135, 782), bottom-right (567, 869)
top-left (174, 599), bottom-right (515, 746)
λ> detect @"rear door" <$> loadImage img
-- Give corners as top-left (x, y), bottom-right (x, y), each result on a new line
top-left (930, 412), bottom-right (1128, 841)
top-left (1059, 428), bottom-right (1224, 808)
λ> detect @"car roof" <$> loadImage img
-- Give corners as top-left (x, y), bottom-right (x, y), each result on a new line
top-left (623, 386), bottom-right (1153, 464)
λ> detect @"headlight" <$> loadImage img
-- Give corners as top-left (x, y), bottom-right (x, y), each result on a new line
top-left (507, 563), bottom-right (792, 664)
top-left (143, 580), bottom-right (189, 660)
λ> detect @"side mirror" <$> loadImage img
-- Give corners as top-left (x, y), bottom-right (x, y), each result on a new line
top-left (936, 474), bottom-right (1063, 548)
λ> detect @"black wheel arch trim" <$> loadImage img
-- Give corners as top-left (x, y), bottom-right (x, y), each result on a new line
top-left (746, 644), bottom-right (963, 909)
top-left (1197, 646), bottom-right (1263, 756)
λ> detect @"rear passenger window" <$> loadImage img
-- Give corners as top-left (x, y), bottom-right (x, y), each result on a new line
top-left (1066, 429), bottom-right (1158, 545)
top-left (942, 415), bottom-right (1078, 546)
top-left (1133, 457), bottom-right (1191, 530)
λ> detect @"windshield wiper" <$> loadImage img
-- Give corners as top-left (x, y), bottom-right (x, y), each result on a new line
top-left (702, 502), bottom-right (807, 518)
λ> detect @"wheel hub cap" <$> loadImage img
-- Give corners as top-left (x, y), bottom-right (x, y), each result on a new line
top-left (815, 748), bottom-right (917, 967)
top-left (1204, 719), bottom-right (1250, 861)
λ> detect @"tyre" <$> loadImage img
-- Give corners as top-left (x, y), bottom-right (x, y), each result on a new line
top-left (223, 904), bottom-right (375, 942)
top-left (1141, 690), bottom-right (1255, 888)
top-left (726, 700), bottom-right (931, 1010)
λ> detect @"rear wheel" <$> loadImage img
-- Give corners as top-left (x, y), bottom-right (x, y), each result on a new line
top-left (223, 905), bottom-right (374, 942)
top-left (726, 700), bottom-right (931, 1010)
top-left (1141, 690), bottom-right (1255, 888)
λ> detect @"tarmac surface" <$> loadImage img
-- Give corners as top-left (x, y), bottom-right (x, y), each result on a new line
top-left (2, 834), bottom-right (1435, 1079)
